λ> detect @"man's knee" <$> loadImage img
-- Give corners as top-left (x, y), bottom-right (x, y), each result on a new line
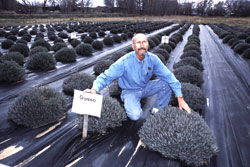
top-left (127, 109), bottom-right (142, 121)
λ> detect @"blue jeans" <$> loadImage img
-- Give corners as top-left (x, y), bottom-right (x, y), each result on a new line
top-left (121, 79), bottom-right (172, 120)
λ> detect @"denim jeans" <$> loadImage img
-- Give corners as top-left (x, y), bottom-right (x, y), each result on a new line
top-left (121, 79), bottom-right (172, 120)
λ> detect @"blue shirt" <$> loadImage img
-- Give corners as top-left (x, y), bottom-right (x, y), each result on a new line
top-left (92, 51), bottom-right (182, 97)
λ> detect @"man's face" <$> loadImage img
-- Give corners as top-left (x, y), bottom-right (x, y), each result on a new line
top-left (132, 35), bottom-right (149, 58)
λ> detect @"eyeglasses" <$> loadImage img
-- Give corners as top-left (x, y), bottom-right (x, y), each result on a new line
top-left (134, 41), bottom-right (148, 46)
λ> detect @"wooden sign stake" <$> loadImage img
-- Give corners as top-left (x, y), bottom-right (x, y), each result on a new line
top-left (82, 115), bottom-right (88, 140)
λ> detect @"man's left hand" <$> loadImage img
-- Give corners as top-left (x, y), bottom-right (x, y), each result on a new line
top-left (177, 96), bottom-right (191, 114)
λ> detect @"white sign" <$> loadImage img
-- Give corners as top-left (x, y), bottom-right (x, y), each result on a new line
top-left (161, 36), bottom-right (169, 44)
top-left (72, 89), bottom-right (103, 118)
top-left (71, 32), bottom-right (77, 39)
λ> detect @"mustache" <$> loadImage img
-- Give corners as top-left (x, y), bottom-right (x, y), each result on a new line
top-left (138, 48), bottom-right (146, 51)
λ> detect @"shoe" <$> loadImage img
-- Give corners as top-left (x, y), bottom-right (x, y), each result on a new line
top-left (151, 108), bottom-right (159, 114)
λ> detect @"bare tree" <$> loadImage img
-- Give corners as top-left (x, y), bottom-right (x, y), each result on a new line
top-left (207, 1), bottom-right (226, 16)
top-left (196, 0), bottom-right (213, 16)
top-left (226, 0), bottom-right (250, 16)
top-left (179, 2), bottom-right (194, 15)
top-left (104, 0), bottom-right (116, 12)
top-left (79, 0), bottom-right (92, 12)
top-left (0, 0), bottom-right (17, 11)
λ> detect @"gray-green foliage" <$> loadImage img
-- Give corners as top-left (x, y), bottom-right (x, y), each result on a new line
top-left (170, 82), bottom-right (206, 112)
top-left (75, 43), bottom-right (93, 57)
top-left (111, 51), bottom-right (127, 62)
top-left (31, 39), bottom-right (51, 51)
top-left (109, 79), bottom-right (122, 96)
top-left (138, 106), bottom-right (217, 166)
top-left (0, 60), bottom-right (25, 83)
top-left (55, 47), bottom-right (76, 62)
top-left (8, 87), bottom-right (67, 129)
top-left (29, 46), bottom-right (48, 56)
top-left (9, 43), bottom-right (29, 57)
top-left (26, 52), bottom-right (56, 71)
top-left (174, 65), bottom-right (204, 87)
top-left (180, 50), bottom-right (202, 62)
top-left (87, 96), bottom-right (127, 133)
top-left (1, 52), bottom-right (24, 65)
top-left (51, 42), bottom-right (67, 52)
top-left (62, 73), bottom-right (95, 95)
top-left (173, 57), bottom-right (204, 71)
top-left (93, 59), bottom-right (114, 75)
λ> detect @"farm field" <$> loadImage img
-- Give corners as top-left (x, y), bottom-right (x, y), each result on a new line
top-left (0, 18), bottom-right (250, 167)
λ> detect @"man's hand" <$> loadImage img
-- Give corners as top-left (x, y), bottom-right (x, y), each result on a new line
top-left (177, 96), bottom-right (191, 114)
top-left (83, 89), bottom-right (97, 94)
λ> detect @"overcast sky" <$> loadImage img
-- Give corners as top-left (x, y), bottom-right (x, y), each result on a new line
top-left (17, 0), bottom-right (225, 7)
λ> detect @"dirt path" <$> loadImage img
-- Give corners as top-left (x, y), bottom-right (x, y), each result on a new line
top-left (200, 25), bottom-right (250, 167)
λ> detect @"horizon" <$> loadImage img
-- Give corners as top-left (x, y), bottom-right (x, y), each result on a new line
top-left (16, 0), bottom-right (226, 7)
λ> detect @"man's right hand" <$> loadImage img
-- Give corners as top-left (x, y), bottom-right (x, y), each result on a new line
top-left (83, 89), bottom-right (97, 94)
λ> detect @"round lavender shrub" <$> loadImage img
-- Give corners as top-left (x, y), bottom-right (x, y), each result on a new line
top-left (8, 87), bottom-right (67, 129)
top-left (87, 96), bottom-right (127, 133)
top-left (92, 40), bottom-right (104, 50)
top-left (1, 39), bottom-right (14, 49)
top-left (62, 73), bottom-right (95, 95)
top-left (103, 36), bottom-right (114, 46)
top-left (242, 48), bottom-right (250, 59)
top-left (93, 59), bottom-right (114, 75)
top-left (0, 60), bottom-right (25, 83)
top-left (109, 79), bottom-right (122, 96)
top-left (174, 65), bottom-right (204, 87)
top-left (1, 52), bottom-right (24, 65)
top-left (234, 43), bottom-right (250, 54)
top-left (138, 106), bottom-right (218, 166)
top-left (181, 50), bottom-right (202, 62)
top-left (169, 82), bottom-right (206, 112)
top-left (55, 47), bottom-right (76, 62)
top-left (111, 51), bottom-right (127, 62)
top-left (173, 57), bottom-right (204, 71)
top-left (29, 46), bottom-right (48, 56)
top-left (75, 43), bottom-right (93, 57)
top-left (9, 43), bottom-right (29, 57)
top-left (27, 52), bottom-right (56, 71)
top-left (31, 39), bottom-right (51, 51)
top-left (153, 48), bottom-right (169, 60)
top-left (51, 42), bottom-right (67, 52)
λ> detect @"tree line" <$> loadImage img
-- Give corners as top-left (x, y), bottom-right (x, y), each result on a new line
top-left (0, 0), bottom-right (250, 17)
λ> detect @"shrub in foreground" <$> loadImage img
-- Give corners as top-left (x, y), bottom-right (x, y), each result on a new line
top-left (0, 60), bottom-right (25, 83)
top-left (138, 106), bottom-right (218, 166)
top-left (62, 73), bottom-right (95, 95)
top-left (27, 52), bottom-right (56, 71)
top-left (8, 87), bottom-right (67, 129)
top-left (55, 47), bottom-right (76, 62)
top-left (87, 96), bottom-right (127, 133)
top-left (169, 82), bottom-right (206, 112)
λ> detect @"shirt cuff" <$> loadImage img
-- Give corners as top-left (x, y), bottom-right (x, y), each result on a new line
top-left (174, 89), bottom-right (182, 98)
